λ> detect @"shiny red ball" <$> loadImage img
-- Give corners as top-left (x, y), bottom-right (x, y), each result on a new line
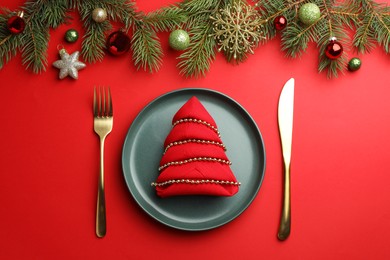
top-left (7, 15), bottom-right (25, 34)
top-left (325, 40), bottom-right (343, 59)
top-left (274, 15), bottom-right (287, 30)
top-left (106, 31), bottom-right (131, 56)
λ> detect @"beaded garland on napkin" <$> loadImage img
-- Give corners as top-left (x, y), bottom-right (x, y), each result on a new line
top-left (152, 96), bottom-right (240, 198)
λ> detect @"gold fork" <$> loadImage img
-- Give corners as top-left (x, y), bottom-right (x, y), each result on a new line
top-left (93, 86), bottom-right (113, 238)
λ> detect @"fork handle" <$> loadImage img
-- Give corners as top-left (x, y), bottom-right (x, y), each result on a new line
top-left (96, 137), bottom-right (106, 238)
top-left (277, 161), bottom-right (291, 241)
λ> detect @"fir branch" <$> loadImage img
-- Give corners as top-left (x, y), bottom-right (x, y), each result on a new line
top-left (82, 21), bottom-right (111, 63)
top-left (67, 0), bottom-right (78, 10)
top-left (177, 0), bottom-right (224, 76)
top-left (255, 0), bottom-right (306, 41)
top-left (131, 20), bottom-right (163, 73)
top-left (180, 0), bottom-right (221, 15)
top-left (0, 10), bottom-right (23, 70)
top-left (353, 0), bottom-right (390, 54)
top-left (316, 0), bottom-right (349, 78)
top-left (177, 24), bottom-right (216, 78)
top-left (98, 0), bottom-right (136, 29)
top-left (330, 0), bottom-right (361, 29)
top-left (144, 5), bottom-right (188, 32)
top-left (36, 0), bottom-right (69, 28)
top-left (372, 3), bottom-right (390, 53)
top-left (21, 22), bottom-right (49, 73)
top-left (353, 11), bottom-right (376, 53)
top-left (316, 19), bottom-right (348, 78)
top-left (180, 0), bottom-right (223, 29)
top-left (21, 0), bottom-right (58, 73)
top-left (78, 0), bottom-right (138, 63)
top-left (281, 19), bottom-right (318, 58)
top-left (22, 0), bottom-right (70, 28)
top-left (78, 0), bottom-right (112, 63)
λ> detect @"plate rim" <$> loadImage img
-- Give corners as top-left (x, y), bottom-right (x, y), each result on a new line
top-left (122, 88), bottom-right (266, 231)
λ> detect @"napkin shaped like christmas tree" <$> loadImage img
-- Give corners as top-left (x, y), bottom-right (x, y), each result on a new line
top-left (152, 96), bottom-right (240, 198)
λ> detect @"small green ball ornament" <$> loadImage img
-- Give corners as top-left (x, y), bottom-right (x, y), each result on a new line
top-left (64, 29), bottom-right (79, 43)
top-left (169, 29), bottom-right (190, 51)
top-left (348, 57), bottom-right (362, 71)
top-left (299, 3), bottom-right (321, 25)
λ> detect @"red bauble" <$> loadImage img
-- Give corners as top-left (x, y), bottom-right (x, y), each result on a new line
top-left (7, 12), bottom-right (25, 34)
top-left (274, 15), bottom-right (287, 30)
top-left (106, 31), bottom-right (131, 56)
top-left (325, 38), bottom-right (343, 59)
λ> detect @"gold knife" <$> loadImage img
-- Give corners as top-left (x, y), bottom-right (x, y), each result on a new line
top-left (277, 78), bottom-right (295, 241)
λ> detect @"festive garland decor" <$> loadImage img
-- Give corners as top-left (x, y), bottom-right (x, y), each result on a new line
top-left (0, 0), bottom-right (389, 78)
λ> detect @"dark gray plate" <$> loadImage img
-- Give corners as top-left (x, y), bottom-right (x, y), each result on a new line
top-left (122, 88), bottom-right (266, 231)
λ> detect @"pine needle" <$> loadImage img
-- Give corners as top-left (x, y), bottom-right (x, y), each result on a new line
top-left (1, 0), bottom-right (390, 78)
top-left (0, 10), bottom-right (23, 70)
top-left (177, 24), bottom-right (216, 78)
top-left (21, 22), bottom-right (49, 73)
top-left (144, 5), bottom-right (188, 32)
top-left (131, 21), bottom-right (163, 73)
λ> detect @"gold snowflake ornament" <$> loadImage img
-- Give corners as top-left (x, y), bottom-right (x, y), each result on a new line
top-left (210, 2), bottom-right (263, 60)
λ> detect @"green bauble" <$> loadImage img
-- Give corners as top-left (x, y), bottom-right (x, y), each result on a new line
top-left (169, 29), bottom-right (190, 51)
top-left (65, 29), bottom-right (79, 43)
top-left (348, 57), bottom-right (362, 71)
top-left (299, 3), bottom-right (321, 25)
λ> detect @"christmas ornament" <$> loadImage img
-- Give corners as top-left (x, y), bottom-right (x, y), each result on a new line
top-left (52, 47), bottom-right (86, 79)
top-left (64, 29), bottom-right (79, 43)
top-left (274, 15), bottom-right (287, 30)
top-left (210, 2), bottom-right (262, 60)
top-left (92, 8), bottom-right (107, 23)
top-left (298, 3), bottom-right (321, 25)
top-left (106, 30), bottom-right (131, 55)
top-left (1, 0), bottom-right (389, 78)
top-left (325, 37), bottom-right (343, 60)
top-left (7, 11), bottom-right (25, 34)
top-left (168, 29), bottom-right (190, 51)
top-left (348, 57), bottom-right (362, 71)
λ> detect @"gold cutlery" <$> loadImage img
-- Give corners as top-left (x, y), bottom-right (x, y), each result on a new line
top-left (277, 78), bottom-right (295, 241)
top-left (93, 86), bottom-right (113, 238)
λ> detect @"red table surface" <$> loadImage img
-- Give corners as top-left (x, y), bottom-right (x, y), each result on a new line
top-left (1, 0), bottom-right (390, 259)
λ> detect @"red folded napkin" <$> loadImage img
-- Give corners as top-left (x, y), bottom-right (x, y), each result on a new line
top-left (152, 96), bottom-right (240, 197)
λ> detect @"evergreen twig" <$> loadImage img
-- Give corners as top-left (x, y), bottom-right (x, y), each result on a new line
top-left (0, 0), bottom-right (390, 78)
top-left (0, 9), bottom-right (22, 70)
top-left (131, 19), bottom-right (163, 73)
top-left (178, 23), bottom-right (216, 77)
top-left (353, 0), bottom-right (390, 54)
top-left (144, 5), bottom-right (187, 32)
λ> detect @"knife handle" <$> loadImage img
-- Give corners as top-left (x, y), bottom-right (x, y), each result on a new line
top-left (278, 161), bottom-right (291, 241)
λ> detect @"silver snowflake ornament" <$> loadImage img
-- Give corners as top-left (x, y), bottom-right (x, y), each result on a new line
top-left (53, 49), bottom-right (86, 79)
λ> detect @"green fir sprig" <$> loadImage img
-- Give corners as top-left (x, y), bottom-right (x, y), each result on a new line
top-left (256, 0), bottom-right (361, 78)
top-left (177, 0), bottom-right (226, 77)
top-left (143, 5), bottom-right (187, 32)
top-left (131, 19), bottom-right (163, 73)
top-left (1, 0), bottom-right (390, 78)
top-left (353, 0), bottom-right (390, 54)
top-left (0, 9), bottom-right (21, 70)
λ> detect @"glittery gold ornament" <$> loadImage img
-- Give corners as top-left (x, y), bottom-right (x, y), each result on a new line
top-left (210, 2), bottom-right (263, 60)
top-left (92, 8), bottom-right (107, 23)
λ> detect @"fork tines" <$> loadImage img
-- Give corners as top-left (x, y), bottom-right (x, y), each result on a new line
top-left (93, 86), bottom-right (113, 118)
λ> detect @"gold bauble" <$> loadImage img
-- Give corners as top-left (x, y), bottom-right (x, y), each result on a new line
top-left (92, 8), bottom-right (107, 23)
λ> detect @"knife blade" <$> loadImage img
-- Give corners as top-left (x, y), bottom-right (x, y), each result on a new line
top-left (277, 78), bottom-right (295, 241)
